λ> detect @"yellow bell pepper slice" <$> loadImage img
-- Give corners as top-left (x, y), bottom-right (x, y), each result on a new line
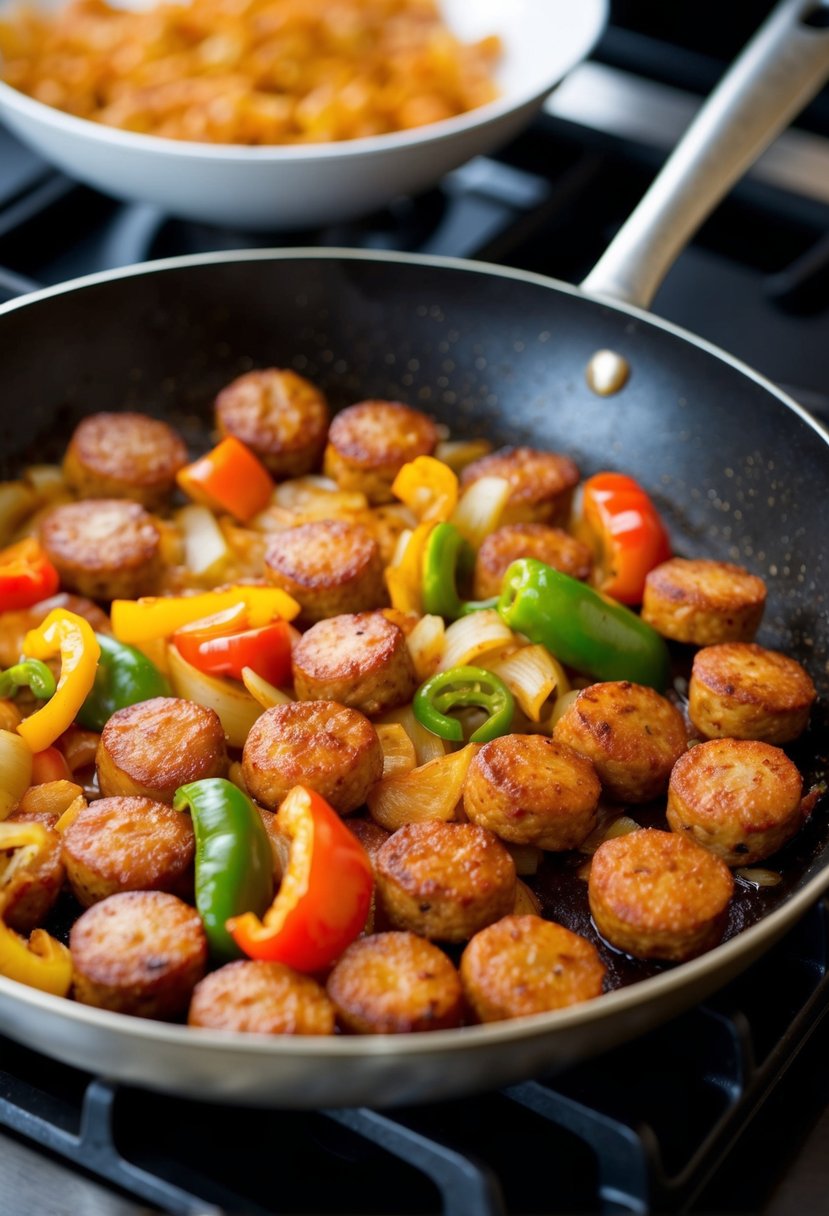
top-left (384, 521), bottom-right (435, 615)
top-left (392, 456), bottom-right (458, 523)
top-left (111, 585), bottom-right (300, 644)
top-left (0, 822), bottom-right (73, 996)
top-left (18, 610), bottom-right (100, 754)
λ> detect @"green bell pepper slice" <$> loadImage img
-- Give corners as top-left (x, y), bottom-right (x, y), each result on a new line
top-left (174, 778), bottom-right (274, 962)
top-left (422, 522), bottom-right (498, 620)
top-left (0, 658), bottom-right (56, 701)
top-left (413, 665), bottom-right (515, 743)
top-left (77, 633), bottom-right (171, 730)
top-left (497, 558), bottom-right (670, 691)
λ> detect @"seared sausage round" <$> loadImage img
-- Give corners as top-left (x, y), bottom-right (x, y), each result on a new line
top-left (588, 828), bottom-right (734, 962)
top-left (40, 499), bottom-right (161, 600)
top-left (346, 816), bottom-right (391, 860)
top-left (460, 914), bottom-right (605, 1022)
top-left (641, 557), bottom-right (766, 645)
top-left (265, 519), bottom-right (386, 623)
top-left (70, 890), bottom-right (207, 1017)
top-left (375, 821), bottom-right (516, 942)
top-left (327, 931), bottom-right (463, 1033)
top-left (688, 643), bottom-right (816, 745)
top-left (1, 825), bottom-right (64, 934)
top-left (292, 611), bottom-right (417, 717)
top-left (242, 701), bottom-right (383, 815)
top-left (61, 796), bottom-right (195, 907)
top-left (463, 735), bottom-right (600, 851)
top-left (96, 697), bottom-right (228, 804)
top-left (188, 960), bottom-right (336, 1034)
top-left (473, 523), bottom-right (592, 599)
top-left (323, 400), bottom-right (439, 504)
top-left (459, 446), bottom-right (580, 526)
top-left (667, 738), bottom-right (805, 866)
top-left (215, 368), bottom-right (330, 478)
top-left (63, 412), bottom-right (188, 509)
top-left (553, 681), bottom-right (687, 803)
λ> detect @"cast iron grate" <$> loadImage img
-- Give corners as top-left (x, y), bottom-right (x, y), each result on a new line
top-left (0, 899), bottom-right (825, 1216)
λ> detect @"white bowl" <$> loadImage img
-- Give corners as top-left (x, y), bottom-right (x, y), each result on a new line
top-left (0, 0), bottom-right (607, 229)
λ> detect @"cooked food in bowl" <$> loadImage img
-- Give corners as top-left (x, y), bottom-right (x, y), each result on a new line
top-left (0, 368), bottom-right (819, 1036)
top-left (0, 0), bottom-right (501, 143)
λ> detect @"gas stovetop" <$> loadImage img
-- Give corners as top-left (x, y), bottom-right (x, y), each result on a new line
top-left (1, 7), bottom-right (829, 1214)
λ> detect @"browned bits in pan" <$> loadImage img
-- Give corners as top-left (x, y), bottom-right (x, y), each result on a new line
top-left (667, 738), bottom-right (806, 866)
top-left (688, 642), bottom-right (816, 744)
top-left (292, 610), bottom-right (417, 716)
top-left (459, 446), bottom-right (580, 526)
top-left (242, 701), bottom-right (383, 815)
top-left (324, 401), bottom-right (439, 504)
top-left (96, 696), bottom-right (228, 804)
top-left (463, 735), bottom-right (600, 851)
top-left (215, 369), bottom-right (330, 478)
top-left (70, 890), bottom-right (207, 1018)
top-left (588, 828), bottom-right (734, 962)
top-left (327, 931), bottom-right (463, 1034)
top-left (188, 961), bottom-right (335, 1035)
top-left (641, 557), bottom-right (767, 645)
top-left (473, 523), bottom-right (593, 599)
top-left (461, 914), bottom-right (605, 1022)
top-left (39, 499), bottom-right (162, 599)
top-left (63, 412), bottom-right (188, 509)
top-left (0, 825), bottom-right (64, 935)
top-left (61, 796), bottom-right (195, 907)
top-left (264, 519), bottom-right (386, 623)
top-left (375, 820), bottom-right (516, 942)
top-left (553, 681), bottom-right (687, 804)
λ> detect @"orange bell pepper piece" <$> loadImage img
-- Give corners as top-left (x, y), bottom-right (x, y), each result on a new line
top-left (177, 436), bottom-right (275, 522)
top-left (579, 472), bottom-right (671, 605)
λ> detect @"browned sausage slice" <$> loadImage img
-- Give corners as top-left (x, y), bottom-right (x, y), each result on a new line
top-left (460, 446), bottom-right (579, 525)
top-left (188, 960), bottom-right (335, 1034)
top-left (215, 368), bottom-right (330, 477)
top-left (63, 412), bottom-right (188, 508)
top-left (688, 643), bottom-right (816, 744)
top-left (642, 558), bottom-right (766, 644)
top-left (473, 523), bottom-right (592, 598)
top-left (324, 400), bottom-right (439, 503)
top-left (292, 611), bottom-right (417, 716)
top-left (265, 519), bottom-right (386, 623)
top-left (40, 499), bottom-right (162, 600)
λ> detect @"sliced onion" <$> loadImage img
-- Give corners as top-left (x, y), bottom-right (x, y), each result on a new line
top-left (505, 842), bottom-right (543, 876)
top-left (176, 504), bottom-right (231, 579)
top-left (579, 813), bottom-right (641, 856)
top-left (241, 667), bottom-right (294, 710)
top-left (513, 878), bottom-right (542, 915)
top-left (406, 614), bottom-right (445, 682)
top-left (438, 609), bottom-right (514, 672)
top-left (450, 475), bottom-right (511, 548)
top-left (0, 730), bottom-right (32, 819)
top-left (167, 643), bottom-right (263, 748)
top-left (435, 438), bottom-right (492, 473)
top-left (375, 723), bottom-right (417, 778)
top-left (483, 644), bottom-right (570, 722)
top-left (367, 743), bottom-right (476, 833)
top-left (549, 688), bottom-right (581, 729)
top-left (0, 482), bottom-right (38, 546)
top-left (24, 465), bottom-right (66, 501)
top-left (377, 705), bottom-right (447, 764)
top-left (735, 867), bottom-right (782, 888)
top-left (19, 779), bottom-right (84, 820)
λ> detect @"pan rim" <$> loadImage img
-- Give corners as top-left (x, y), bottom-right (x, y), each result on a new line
top-left (0, 244), bottom-right (827, 1060)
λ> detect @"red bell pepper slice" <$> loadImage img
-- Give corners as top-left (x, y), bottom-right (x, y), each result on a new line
top-left (173, 612), bottom-right (293, 687)
top-left (30, 746), bottom-right (73, 785)
top-left (228, 786), bottom-right (373, 973)
top-left (580, 472), bottom-right (671, 605)
top-left (0, 539), bottom-right (60, 612)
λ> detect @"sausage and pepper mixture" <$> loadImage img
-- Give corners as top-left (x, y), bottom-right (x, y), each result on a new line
top-left (0, 366), bottom-right (819, 1036)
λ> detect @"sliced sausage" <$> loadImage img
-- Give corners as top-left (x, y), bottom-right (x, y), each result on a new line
top-left (265, 519), bottom-right (386, 623)
top-left (188, 960), bottom-right (336, 1034)
top-left (459, 446), bottom-right (580, 526)
top-left (292, 611), bottom-right (417, 717)
top-left (1, 825), bottom-right (64, 934)
top-left (327, 931), bottom-right (463, 1033)
top-left (688, 643), bottom-right (816, 744)
top-left (63, 412), bottom-right (188, 509)
top-left (61, 796), bottom-right (195, 907)
top-left (641, 557), bottom-right (766, 645)
top-left (242, 701), bottom-right (383, 815)
top-left (588, 828), bottom-right (734, 962)
top-left (553, 681), bottom-right (687, 803)
top-left (70, 890), bottom-right (207, 1018)
top-left (375, 821), bottom-right (516, 942)
top-left (215, 368), bottom-right (330, 478)
top-left (96, 696), bottom-right (227, 804)
top-left (473, 523), bottom-right (592, 599)
top-left (460, 914), bottom-right (605, 1022)
top-left (463, 735), bottom-right (600, 851)
top-left (345, 817), bottom-right (391, 860)
top-left (667, 738), bottom-right (805, 866)
top-left (323, 400), bottom-right (439, 504)
top-left (40, 499), bottom-right (161, 600)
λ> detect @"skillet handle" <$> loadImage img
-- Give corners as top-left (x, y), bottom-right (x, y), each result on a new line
top-left (581, 0), bottom-right (829, 310)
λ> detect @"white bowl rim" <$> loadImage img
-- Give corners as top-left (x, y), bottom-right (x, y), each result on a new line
top-left (0, 0), bottom-right (607, 162)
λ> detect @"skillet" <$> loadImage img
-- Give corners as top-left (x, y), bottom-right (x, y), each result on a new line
top-left (0, 0), bottom-right (827, 1108)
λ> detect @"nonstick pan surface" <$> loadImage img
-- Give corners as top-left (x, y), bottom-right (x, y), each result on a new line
top-left (0, 248), bottom-right (826, 1107)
